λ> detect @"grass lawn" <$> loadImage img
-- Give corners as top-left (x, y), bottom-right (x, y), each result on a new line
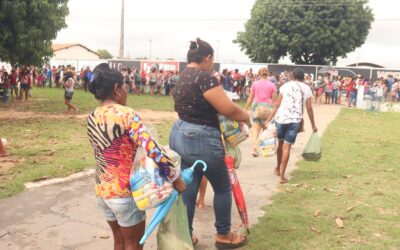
top-left (5, 88), bottom-right (175, 113)
top-left (245, 109), bottom-right (400, 249)
top-left (0, 88), bottom-right (177, 198)
top-left (0, 117), bottom-right (174, 199)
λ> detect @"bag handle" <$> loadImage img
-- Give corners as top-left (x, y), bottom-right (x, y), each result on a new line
top-left (295, 81), bottom-right (304, 116)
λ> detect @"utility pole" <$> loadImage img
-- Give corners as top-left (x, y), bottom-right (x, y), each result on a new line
top-left (119, 0), bottom-right (125, 59)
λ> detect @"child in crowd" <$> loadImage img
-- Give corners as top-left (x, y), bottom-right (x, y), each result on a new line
top-left (37, 70), bottom-right (45, 88)
top-left (2, 72), bottom-right (10, 103)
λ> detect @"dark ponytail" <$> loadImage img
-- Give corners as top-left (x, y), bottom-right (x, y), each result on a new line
top-left (89, 63), bottom-right (124, 101)
top-left (187, 38), bottom-right (214, 64)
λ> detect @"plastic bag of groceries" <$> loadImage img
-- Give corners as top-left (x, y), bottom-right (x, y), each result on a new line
top-left (258, 124), bottom-right (277, 157)
top-left (130, 124), bottom-right (181, 210)
top-left (302, 132), bottom-right (322, 161)
top-left (218, 115), bottom-right (249, 147)
top-left (130, 146), bottom-right (181, 210)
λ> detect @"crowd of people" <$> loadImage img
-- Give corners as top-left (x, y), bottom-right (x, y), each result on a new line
top-left (308, 73), bottom-right (400, 107)
top-left (215, 69), bottom-right (400, 107)
top-left (2, 62), bottom-right (399, 109)
top-left (0, 64), bottom-right (79, 112)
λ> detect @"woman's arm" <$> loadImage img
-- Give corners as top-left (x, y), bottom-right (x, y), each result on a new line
top-left (203, 86), bottom-right (251, 127)
top-left (265, 93), bottom-right (283, 126)
top-left (128, 112), bottom-right (180, 182)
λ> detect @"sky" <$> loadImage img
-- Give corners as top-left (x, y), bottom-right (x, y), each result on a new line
top-left (55, 0), bottom-right (400, 68)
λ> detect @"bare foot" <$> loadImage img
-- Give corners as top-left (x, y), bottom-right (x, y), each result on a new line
top-left (279, 177), bottom-right (288, 184)
top-left (251, 151), bottom-right (259, 157)
top-left (274, 167), bottom-right (280, 176)
top-left (192, 234), bottom-right (199, 246)
top-left (196, 200), bottom-right (208, 210)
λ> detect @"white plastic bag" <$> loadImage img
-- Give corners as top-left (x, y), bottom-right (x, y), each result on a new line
top-left (258, 125), bottom-right (276, 157)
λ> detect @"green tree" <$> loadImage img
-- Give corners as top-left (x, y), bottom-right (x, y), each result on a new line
top-left (0, 0), bottom-right (69, 65)
top-left (96, 49), bottom-right (113, 59)
top-left (235, 0), bottom-right (374, 65)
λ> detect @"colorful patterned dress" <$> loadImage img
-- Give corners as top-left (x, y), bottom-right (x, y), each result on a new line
top-left (87, 104), bottom-right (178, 199)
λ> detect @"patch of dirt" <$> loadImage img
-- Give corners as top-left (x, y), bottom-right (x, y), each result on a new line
top-left (0, 156), bottom-right (24, 180)
top-left (137, 109), bottom-right (178, 122)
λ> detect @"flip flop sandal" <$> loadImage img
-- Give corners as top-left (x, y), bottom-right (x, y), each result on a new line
top-left (215, 233), bottom-right (247, 249)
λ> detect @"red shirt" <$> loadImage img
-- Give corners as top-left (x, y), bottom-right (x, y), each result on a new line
top-left (350, 81), bottom-right (357, 92)
top-left (2, 77), bottom-right (10, 88)
top-left (9, 73), bottom-right (17, 84)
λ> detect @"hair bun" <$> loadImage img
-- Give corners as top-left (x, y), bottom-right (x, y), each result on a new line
top-left (189, 41), bottom-right (198, 50)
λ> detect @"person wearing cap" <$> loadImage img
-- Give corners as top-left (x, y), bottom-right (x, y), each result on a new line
top-left (264, 68), bottom-right (318, 183)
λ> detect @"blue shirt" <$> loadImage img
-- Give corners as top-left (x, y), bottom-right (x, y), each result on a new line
top-left (387, 78), bottom-right (394, 91)
top-left (223, 76), bottom-right (233, 91)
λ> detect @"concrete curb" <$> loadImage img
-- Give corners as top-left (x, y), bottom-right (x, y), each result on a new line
top-left (24, 168), bottom-right (95, 189)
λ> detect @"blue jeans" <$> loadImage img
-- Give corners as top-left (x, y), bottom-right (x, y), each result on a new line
top-left (332, 89), bottom-right (338, 103)
top-left (169, 119), bottom-right (232, 235)
top-left (2, 88), bottom-right (8, 103)
top-left (349, 92), bottom-right (357, 106)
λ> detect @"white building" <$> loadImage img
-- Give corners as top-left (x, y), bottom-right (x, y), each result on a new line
top-left (51, 43), bottom-right (105, 70)
top-left (52, 43), bottom-right (100, 60)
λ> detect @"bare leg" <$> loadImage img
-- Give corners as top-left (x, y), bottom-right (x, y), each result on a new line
top-left (196, 176), bottom-right (208, 209)
top-left (24, 89), bottom-right (29, 101)
top-left (119, 221), bottom-right (146, 250)
top-left (65, 99), bottom-right (77, 112)
top-left (107, 221), bottom-right (125, 250)
top-left (275, 140), bottom-right (283, 176)
top-left (280, 142), bottom-right (292, 183)
top-left (251, 123), bottom-right (261, 156)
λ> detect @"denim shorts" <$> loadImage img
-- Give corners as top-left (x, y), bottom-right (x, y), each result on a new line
top-left (275, 121), bottom-right (301, 145)
top-left (97, 197), bottom-right (146, 227)
top-left (20, 83), bottom-right (29, 90)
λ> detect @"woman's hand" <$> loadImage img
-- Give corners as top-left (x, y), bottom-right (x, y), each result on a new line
top-left (173, 177), bottom-right (186, 193)
top-left (263, 122), bottom-right (269, 131)
top-left (312, 125), bottom-right (318, 133)
top-left (244, 117), bottom-right (252, 128)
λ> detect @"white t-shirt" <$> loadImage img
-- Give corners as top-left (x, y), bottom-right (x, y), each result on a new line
top-left (65, 78), bottom-right (75, 92)
top-left (275, 80), bottom-right (313, 124)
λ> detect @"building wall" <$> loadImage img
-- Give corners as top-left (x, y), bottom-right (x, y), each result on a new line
top-left (53, 46), bottom-right (100, 60)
